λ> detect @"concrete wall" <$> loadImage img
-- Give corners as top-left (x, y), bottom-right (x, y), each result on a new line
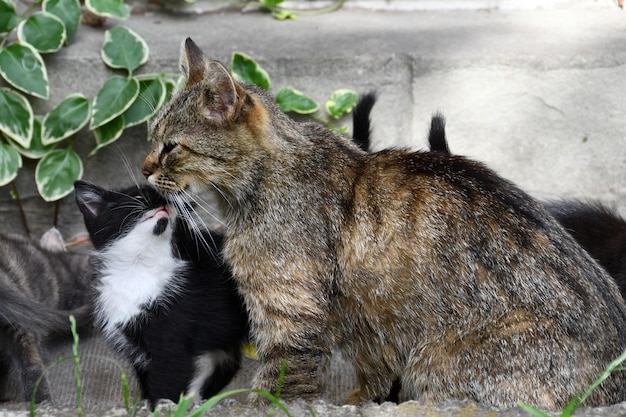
top-left (2, 6), bottom-right (625, 241)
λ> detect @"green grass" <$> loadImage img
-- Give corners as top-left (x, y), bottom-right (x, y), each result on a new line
top-left (519, 348), bottom-right (626, 417)
top-left (30, 317), bottom-right (293, 417)
top-left (31, 318), bottom-right (626, 417)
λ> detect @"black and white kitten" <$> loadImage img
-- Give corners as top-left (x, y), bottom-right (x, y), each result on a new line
top-left (74, 180), bottom-right (248, 407)
top-left (0, 228), bottom-right (92, 403)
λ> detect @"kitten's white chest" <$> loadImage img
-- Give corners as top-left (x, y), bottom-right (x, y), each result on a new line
top-left (94, 225), bottom-right (185, 343)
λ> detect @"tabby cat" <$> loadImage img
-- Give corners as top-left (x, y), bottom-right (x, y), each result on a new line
top-left (0, 229), bottom-right (92, 403)
top-left (141, 38), bottom-right (626, 409)
top-left (74, 180), bottom-right (248, 407)
top-left (360, 103), bottom-right (625, 298)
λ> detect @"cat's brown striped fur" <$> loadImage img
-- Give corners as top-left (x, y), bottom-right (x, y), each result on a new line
top-left (141, 38), bottom-right (626, 409)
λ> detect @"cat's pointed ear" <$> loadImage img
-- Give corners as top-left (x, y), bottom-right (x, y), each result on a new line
top-left (74, 180), bottom-right (105, 218)
top-left (202, 61), bottom-right (239, 124)
top-left (180, 37), bottom-right (207, 86)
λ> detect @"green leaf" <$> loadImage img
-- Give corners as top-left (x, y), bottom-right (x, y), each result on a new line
top-left (231, 52), bottom-right (270, 90)
top-left (90, 115), bottom-right (124, 155)
top-left (101, 26), bottom-right (149, 74)
top-left (90, 75), bottom-right (139, 129)
top-left (36, 147), bottom-right (82, 201)
top-left (0, 0), bottom-right (18, 34)
top-left (165, 77), bottom-right (181, 102)
top-left (11, 116), bottom-right (57, 159)
top-left (0, 43), bottom-right (49, 99)
top-left (325, 89), bottom-right (358, 119)
top-left (17, 11), bottom-right (66, 53)
top-left (272, 9), bottom-right (296, 20)
top-left (260, 0), bottom-right (283, 5)
top-left (0, 141), bottom-right (22, 186)
top-left (0, 88), bottom-right (34, 148)
top-left (123, 76), bottom-right (166, 128)
top-left (42, 94), bottom-right (90, 145)
top-left (43, 0), bottom-right (81, 43)
top-left (84, 0), bottom-right (129, 19)
top-left (275, 87), bottom-right (318, 114)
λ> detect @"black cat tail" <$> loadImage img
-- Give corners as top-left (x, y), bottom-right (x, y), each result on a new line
top-left (428, 112), bottom-right (450, 155)
top-left (352, 91), bottom-right (377, 152)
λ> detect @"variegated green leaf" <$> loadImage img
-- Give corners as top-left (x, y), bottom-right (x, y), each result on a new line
top-left (325, 89), bottom-right (358, 119)
top-left (84, 0), bottom-right (129, 20)
top-left (0, 43), bottom-right (49, 99)
top-left (0, 0), bottom-right (18, 34)
top-left (35, 147), bottom-right (83, 201)
top-left (101, 26), bottom-right (149, 74)
top-left (123, 76), bottom-right (166, 128)
top-left (11, 116), bottom-right (57, 159)
top-left (17, 11), bottom-right (66, 53)
top-left (0, 88), bottom-right (33, 148)
top-left (0, 141), bottom-right (22, 186)
top-left (43, 0), bottom-right (81, 43)
top-left (231, 52), bottom-right (270, 90)
top-left (42, 94), bottom-right (90, 145)
top-left (90, 115), bottom-right (124, 155)
top-left (90, 75), bottom-right (139, 129)
top-left (275, 87), bottom-right (318, 114)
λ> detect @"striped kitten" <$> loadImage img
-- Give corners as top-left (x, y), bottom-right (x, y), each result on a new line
top-left (0, 229), bottom-right (92, 402)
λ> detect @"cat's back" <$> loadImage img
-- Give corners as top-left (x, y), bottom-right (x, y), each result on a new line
top-left (342, 147), bottom-right (626, 339)
top-left (0, 232), bottom-right (90, 308)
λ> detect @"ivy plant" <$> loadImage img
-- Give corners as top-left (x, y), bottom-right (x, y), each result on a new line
top-left (0, 0), bottom-right (177, 212)
top-left (230, 52), bottom-right (358, 132)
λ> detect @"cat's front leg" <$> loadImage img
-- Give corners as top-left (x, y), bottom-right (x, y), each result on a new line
top-left (247, 347), bottom-right (324, 406)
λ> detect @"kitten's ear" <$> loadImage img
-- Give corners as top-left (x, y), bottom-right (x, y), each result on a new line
top-left (74, 180), bottom-right (105, 218)
top-left (180, 37), bottom-right (207, 86)
top-left (202, 60), bottom-right (239, 124)
top-left (40, 228), bottom-right (67, 252)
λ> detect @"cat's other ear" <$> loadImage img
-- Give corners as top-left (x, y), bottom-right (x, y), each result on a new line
top-left (74, 180), bottom-right (105, 218)
top-left (202, 60), bottom-right (239, 124)
top-left (180, 37), bottom-right (207, 86)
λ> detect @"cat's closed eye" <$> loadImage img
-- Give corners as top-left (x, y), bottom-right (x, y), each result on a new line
top-left (162, 142), bottom-right (177, 155)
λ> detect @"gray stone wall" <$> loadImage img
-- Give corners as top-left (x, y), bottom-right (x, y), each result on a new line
top-left (2, 7), bottom-right (625, 242)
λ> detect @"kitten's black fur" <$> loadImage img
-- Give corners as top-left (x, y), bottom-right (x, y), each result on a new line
top-left (352, 94), bottom-right (626, 298)
top-left (545, 201), bottom-right (626, 295)
top-left (0, 230), bottom-right (92, 402)
top-left (74, 180), bottom-right (248, 408)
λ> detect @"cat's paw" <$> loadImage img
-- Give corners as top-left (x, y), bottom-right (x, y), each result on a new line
top-left (346, 388), bottom-right (363, 405)
top-left (247, 391), bottom-right (271, 407)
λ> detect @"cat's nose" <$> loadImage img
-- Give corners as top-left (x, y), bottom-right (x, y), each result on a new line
top-left (141, 158), bottom-right (154, 178)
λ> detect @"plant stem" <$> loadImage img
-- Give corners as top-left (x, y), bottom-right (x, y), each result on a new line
top-left (11, 181), bottom-right (30, 238)
top-left (70, 316), bottom-right (84, 417)
top-left (53, 200), bottom-right (60, 228)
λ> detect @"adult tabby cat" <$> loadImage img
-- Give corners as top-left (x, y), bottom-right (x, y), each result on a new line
top-left (74, 180), bottom-right (248, 407)
top-left (0, 229), bottom-right (92, 403)
top-left (357, 103), bottom-right (626, 299)
top-left (141, 38), bottom-right (626, 408)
